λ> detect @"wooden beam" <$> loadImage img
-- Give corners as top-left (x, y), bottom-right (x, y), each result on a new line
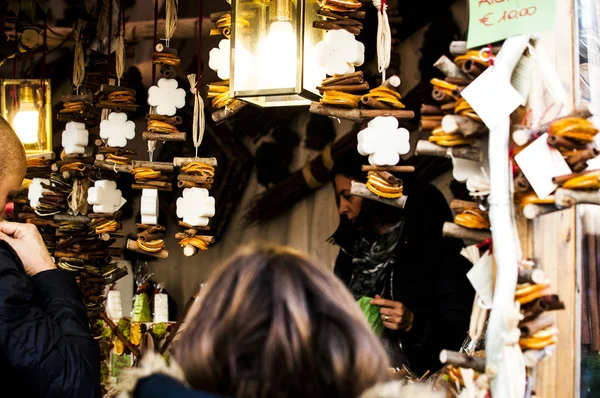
top-left (7, 18), bottom-right (212, 49)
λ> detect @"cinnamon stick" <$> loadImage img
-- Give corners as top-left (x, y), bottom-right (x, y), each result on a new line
top-left (322, 71), bottom-right (363, 86)
top-left (132, 183), bottom-right (172, 192)
top-left (432, 89), bottom-right (453, 103)
top-left (136, 223), bottom-right (166, 231)
top-left (322, 76), bottom-right (364, 86)
top-left (552, 171), bottom-right (587, 184)
top-left (318, 82), bottom-right (369, 93)
top-left (445, 77), bottom-right (473, 86)
top-left (521, 295), bottom-right (565, 322)
top-left (420, 119), bottom-right (441, 130)
top-left (177, 181), bottom-right (212, 189)
top-left (566, 147), bottom-right (600, 168)
top-left (421, 104), bottom-right (442, 115)
top-left (178, 221), bottom-right (210, 230)
top-left (519, 315), bottom-right (554, 338)
top-left (137, 231), bottom-right (164, 242)
top-left (462, 60), bottom-right (486, 78)
top-left (441, 102), bottom-right (457, 112)
top-left (146, 114), bottom-right (183, 125)
top-left (361, 97), bottom-right (390, 110)
top-left (177, 174), bottom-right (213, 184)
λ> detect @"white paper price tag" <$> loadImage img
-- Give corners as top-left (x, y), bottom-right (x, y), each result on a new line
top-left (461, 67), bottom-right (524, 129)
top-left (514, 133), bottom-right (572, 199)
top-left (467, 250), bottom-right (494, 308)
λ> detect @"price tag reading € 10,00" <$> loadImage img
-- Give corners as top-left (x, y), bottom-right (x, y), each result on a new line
top-left (467, 0), bottom-right (557, 49)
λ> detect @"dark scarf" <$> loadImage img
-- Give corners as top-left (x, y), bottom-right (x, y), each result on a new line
top-left (343, 219), bottom-right (405, 299)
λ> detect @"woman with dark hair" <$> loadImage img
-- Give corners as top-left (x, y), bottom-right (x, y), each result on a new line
top-left (331, 151), bottom-right (475, 377)
top-left (118, 245), bottom-right (393, 398)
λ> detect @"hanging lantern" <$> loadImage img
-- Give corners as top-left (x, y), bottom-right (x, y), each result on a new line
top-left (230, 0), bottom-right (325, 107)
top-left (0, 79), bottom-right (52, 155)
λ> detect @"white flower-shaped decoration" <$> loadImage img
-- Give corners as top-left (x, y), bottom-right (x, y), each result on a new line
top-left (99, 112), bottom-right (135, 147)
top-left (357, 117), bottom-right (410, 166)
top-left (176, 188), bottom-right (215, 227)
top-left (141, 189), bottom-right (159, 225)
top-left (87, 180), bottom-right (126, 214)
top-left (148, 78), bottom-right (186, 116)
top-left (28, 178), bottom-right (50, 208)
top-left (209, 39), bottom-right (230, 80)
top-left (62, 122), bottom-right (88, 154)
top-left (315, 29), bottom-right (365, 76)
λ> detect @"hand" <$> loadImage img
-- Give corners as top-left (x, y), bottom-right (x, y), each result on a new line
top-left (371, 295), bottom-right (414, 331)
top-left (0, 221), bottom-right (56, 277)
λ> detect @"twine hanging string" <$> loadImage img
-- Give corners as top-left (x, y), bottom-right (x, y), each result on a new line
top-left (163, 0), bottom-right (179, 48)
top-left (73, 20), bottom-right (86, 94)
top-left (187, 74), bottom-right (205, 158)
top-left (373, 0), bottom-right (391, 81)
top-left (115, 7), bottom-right (125, 86)
top-left (149, 0), bottom-right (159, 161)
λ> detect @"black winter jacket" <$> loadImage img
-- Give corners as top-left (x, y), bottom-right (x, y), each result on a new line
top-left (0, 241), bottom-right (100, 397)
top-left (333, 183), bottom-right (475, 376)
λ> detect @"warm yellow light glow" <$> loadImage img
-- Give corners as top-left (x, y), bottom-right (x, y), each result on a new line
top-left (12, 101), bottom-right (39, 144)
top-left (257, 21), bottom-right (297, 89)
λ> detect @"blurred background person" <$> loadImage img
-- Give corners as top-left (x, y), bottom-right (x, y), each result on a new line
top-left (331, 153), bottom-right (475, 376)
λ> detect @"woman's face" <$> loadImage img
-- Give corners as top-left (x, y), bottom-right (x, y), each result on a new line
top-left (334, 174), bottom-right (363, 222)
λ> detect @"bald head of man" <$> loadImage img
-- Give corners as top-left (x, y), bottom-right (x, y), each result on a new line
top-left (0, 117), bottom-right (26, 220)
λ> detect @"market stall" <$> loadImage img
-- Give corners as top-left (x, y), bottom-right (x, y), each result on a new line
top-left (1, 0), bottom-right (597, 396)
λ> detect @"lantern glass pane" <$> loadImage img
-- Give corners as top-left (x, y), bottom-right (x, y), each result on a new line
top-left (232, 0), bottom-right (319, 107)
top-left (303, 0), bottom-right (326, 97)
top-left (0, 79), bottom-right (52, 156)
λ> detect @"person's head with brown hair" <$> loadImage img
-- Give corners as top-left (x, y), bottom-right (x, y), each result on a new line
top-left (174, 245), bottom-right (390, 398)
top-left (0, 117), bottom-right (26, 219)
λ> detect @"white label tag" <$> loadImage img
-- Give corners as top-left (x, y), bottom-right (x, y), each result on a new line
top-left (461, 67), bottom-right (524, 129)
top-left (514, 133), bottom-right (572, 199)
top-left (467, 250), bottom-right (493, 308)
